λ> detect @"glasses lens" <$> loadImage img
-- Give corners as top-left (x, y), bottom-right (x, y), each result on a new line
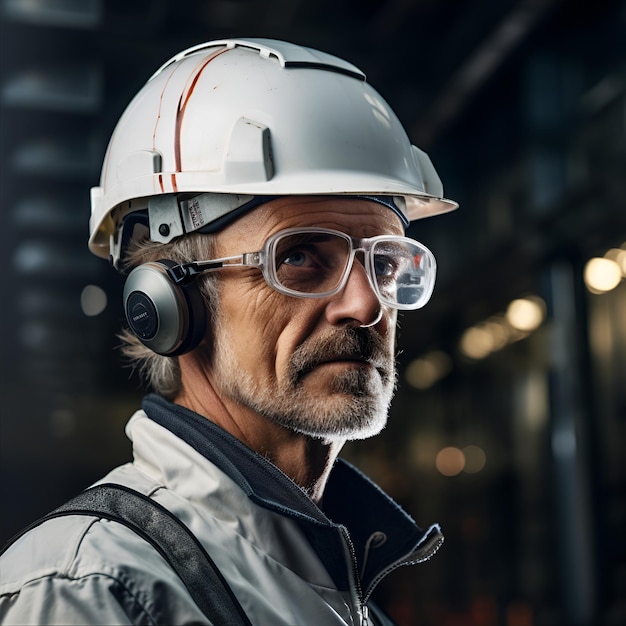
top-left (372, 239), bottom-right (433, 307)
top-left (272, 231), bottom-right (352, 294)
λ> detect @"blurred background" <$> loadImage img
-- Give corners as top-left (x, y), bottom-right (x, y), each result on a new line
top-left (0, 1), bottom-right (624, 624)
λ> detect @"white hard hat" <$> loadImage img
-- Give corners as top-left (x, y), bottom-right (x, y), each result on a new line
top-left (89, 38), bottom-right (458, 266)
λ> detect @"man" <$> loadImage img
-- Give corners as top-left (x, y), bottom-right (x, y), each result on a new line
top-left (0, 38), bottom-right (457, 624)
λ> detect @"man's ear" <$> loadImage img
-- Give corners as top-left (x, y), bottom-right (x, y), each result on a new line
top-left (123, 260), bottom-right (207, 356)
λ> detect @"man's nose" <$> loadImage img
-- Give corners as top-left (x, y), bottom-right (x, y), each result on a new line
top-left (324, 257), bottom-right (383, 328)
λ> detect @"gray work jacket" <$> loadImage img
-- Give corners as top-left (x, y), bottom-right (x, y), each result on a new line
top-left (0, 394), bottom-right (443, 625)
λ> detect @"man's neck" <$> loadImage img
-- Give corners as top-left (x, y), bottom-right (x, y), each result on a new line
top-left (174, 381), bottom-right (344, 504)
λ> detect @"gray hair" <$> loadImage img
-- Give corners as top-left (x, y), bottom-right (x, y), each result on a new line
top-left (119, 232), bottom-right (219, 399)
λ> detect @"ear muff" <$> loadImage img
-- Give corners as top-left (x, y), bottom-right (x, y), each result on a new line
top-left (123, 260), bottom-right (207, 356)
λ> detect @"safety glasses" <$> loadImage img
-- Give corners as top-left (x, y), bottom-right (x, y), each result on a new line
top-left (167, 227), bottom-right (436, 310)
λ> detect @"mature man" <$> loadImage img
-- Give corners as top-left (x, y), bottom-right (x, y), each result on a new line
top-left (0, 39), bottom-right (457, 625)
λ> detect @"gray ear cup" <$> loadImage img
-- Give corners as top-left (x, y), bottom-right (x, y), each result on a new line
top-left (123, 260), bottom-right (207, 356)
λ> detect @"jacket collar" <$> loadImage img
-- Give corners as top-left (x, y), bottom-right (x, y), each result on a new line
top-left (142, 393), bottom-right (442, 597)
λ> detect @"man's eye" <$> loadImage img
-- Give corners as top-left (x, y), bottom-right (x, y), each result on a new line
top-left (282, 250), bottom-right (309, 267)
top-left (374, 255), bottom-right (397, 277)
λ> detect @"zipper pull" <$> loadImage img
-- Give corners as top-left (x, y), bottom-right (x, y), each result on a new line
top-left (360, 604), bottom-right (369, 626)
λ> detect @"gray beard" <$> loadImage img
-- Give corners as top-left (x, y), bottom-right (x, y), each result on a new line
top-left (212, 326), bottom-right (397, 442)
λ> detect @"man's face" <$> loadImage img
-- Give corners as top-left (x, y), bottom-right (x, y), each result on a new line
top-left (208, 197), bottom-right (403, 442)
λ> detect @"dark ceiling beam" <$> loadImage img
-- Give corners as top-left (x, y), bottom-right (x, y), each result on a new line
top-left (410, 0), bottom-right (563, 148)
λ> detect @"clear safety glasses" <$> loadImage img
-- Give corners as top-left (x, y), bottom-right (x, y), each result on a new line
top-left (167, 227), bottom-right (437, 310)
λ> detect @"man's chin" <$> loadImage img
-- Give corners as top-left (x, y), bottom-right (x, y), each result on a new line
top-left (306, 409), bottom-right (389, 443)
top-left (285, 388), bottom-right (391, 441)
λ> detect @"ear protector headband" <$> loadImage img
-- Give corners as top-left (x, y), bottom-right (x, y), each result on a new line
top-left (123, 260), bottom-right (207, 356)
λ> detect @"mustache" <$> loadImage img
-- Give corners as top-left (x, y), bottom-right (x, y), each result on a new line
top-left (289, 327), bottom-right (393, 379)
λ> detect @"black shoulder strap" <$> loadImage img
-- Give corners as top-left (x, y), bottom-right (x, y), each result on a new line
top-left (2, 483), bottom-right (252, 626)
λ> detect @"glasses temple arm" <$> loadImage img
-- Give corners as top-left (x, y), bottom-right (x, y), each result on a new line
top-left (166, 255), bottom-right (249, 284)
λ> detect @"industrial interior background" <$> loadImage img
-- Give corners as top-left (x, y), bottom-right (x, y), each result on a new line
top-left (0, 1), bottom-right (624, 625)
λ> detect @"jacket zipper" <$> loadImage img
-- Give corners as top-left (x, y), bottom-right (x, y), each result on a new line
top-left (363, 527), bottom-right (444, 604)
top-left (340, 525), bottom-right (444, 624)
top-left (339, 526), bottom-right (368, 626)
